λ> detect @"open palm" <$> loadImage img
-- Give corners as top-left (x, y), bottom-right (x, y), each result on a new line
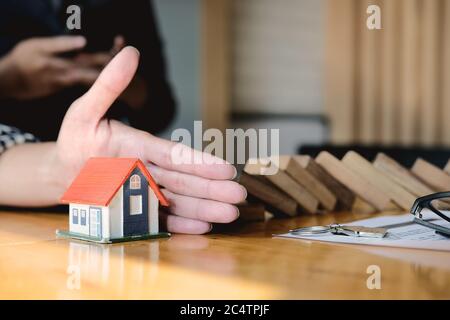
top-left (56, 47), bottom-right (246, 234)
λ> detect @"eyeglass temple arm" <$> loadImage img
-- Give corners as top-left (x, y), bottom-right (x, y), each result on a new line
top-left (411, 191), bottom-right (450, 223)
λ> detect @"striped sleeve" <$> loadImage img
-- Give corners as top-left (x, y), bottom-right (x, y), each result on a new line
top-left (0, 124), bottom-right (38, 155)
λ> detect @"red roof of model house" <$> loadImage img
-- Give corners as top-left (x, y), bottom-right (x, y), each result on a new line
top-left (60, 158), bottom-right (169, 207)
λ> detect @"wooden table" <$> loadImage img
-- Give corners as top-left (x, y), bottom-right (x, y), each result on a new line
top-left (1, 209), bottom-right (449, 299)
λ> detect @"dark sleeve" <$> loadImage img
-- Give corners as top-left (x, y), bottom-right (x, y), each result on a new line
top-left (114, 0), bottom-right (177, 134)
top-left (0, 124), bottom-right (38, 155)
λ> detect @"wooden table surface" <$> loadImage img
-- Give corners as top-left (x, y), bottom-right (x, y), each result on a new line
top-left (1, 209), bottom-right (449, 299)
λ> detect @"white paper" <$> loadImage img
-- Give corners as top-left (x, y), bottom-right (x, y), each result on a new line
top-left (275, 210), bottom-right (450, 252)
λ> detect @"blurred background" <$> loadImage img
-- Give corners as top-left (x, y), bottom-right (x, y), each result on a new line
top-left (2, 0), bottom-right (448, 163)
top-left (157, 0), bottom-right (450, 164)
top-left (157, 0), bottom-right (327, 153)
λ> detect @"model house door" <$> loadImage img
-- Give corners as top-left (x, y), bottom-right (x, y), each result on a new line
top-left (89, 208), bottom-right (102, 238)
top-left (123, 168), bottom-right (149, 236)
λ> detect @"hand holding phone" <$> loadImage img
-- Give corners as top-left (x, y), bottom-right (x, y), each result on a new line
top-left (0, 35), bottom-right (100, 100)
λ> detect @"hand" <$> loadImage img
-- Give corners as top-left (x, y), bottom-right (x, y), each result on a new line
top-left (72, 35), bottom-right (125, 70)
top-left (73, 36), bottom-right (147, 109)
top-left (0, 36), bottom-right (99, 100)
top-left (55, 46), bottom-right (246, 234)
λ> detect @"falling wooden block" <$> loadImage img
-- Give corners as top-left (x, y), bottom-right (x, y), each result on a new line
top-left (411, 158), bottom-right (450, 191)
top-left (342, 151), bottom-right (416, 210)
top-left (247, 161), bottom-right (319, 214)
top-left (373, 154), bottom-right (450, 210)
top-left (294, 155), bottom-right (355, 210)
top-left (373, 153), bottom-right (435, 197)
top-left (315, 151), bottom-right (393, 211)
top-left (351, 197), bottom-right (377, 214)
top-left (239, 171), bottom-right (298, 217)
top-left (236, 202), bottom-right (273, 222)
top-left (275, 156), bottom-right (337, 211)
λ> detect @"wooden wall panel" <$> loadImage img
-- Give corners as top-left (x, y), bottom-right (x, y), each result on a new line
top-left (358, 0), bottom-right (383, 144)
top-left (326, 0), bottom-right (449, 146)
top-left (325, 0), bottom-right (356, 144)
top-left (231, 0), bottom-right (324, 115)
top-left (380, 0), bottom-right (398, 145)
top-left (399, 0), bottom-right (420, 146)
top-left (420, 0), bottom-right (439, 145)
top-left (201, 0), bottom-right (231, 132)
top-left (204, 0), bottom-right (450, 146)
top-left (443, 0), bottom-right (450, 146)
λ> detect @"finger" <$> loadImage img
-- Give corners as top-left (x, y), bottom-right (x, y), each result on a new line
top-left (47, 57), bottom-right (75, 71)
top-left (162, 189), bottom-right (240, 223)
top-left (148, 164), bottom-right (246, 204)
top-left (69, 46), bottom-right (139, 123)
top-left (160, 211), bottom-right (212, 234)
top-left (55, 68), bottom-right (100, 87)
top-left (111, 35), bottom-right (125, 55)
top-left (74, 52), bottom-right (112, 68)
top-left (36, 36), bottom-right (86, 54)
top-left (143, 135), bottom-right (237, 180)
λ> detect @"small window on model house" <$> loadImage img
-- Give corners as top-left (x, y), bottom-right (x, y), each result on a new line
top-left (72, 209), bottom-right (78, 224)
top-left (130, 195), bottom-right (143, 215)
top-left (130, 174), bottom-right (141, 189)
top-left (80, 210), bottom-right (87, 225)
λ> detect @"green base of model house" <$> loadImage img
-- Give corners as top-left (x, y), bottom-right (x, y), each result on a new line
top-left (56, 229), bottom-right (171, 244)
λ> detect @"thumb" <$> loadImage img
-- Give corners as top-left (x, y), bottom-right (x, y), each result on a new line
top-left (67, 46), bottom-right (140, 123)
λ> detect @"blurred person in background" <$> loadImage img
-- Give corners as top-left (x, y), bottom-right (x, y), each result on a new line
top-left (0, 0), bottom-right (175, 141)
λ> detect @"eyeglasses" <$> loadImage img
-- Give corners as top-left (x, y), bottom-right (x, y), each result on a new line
top-left (410, 192), bottom-right (450, 237)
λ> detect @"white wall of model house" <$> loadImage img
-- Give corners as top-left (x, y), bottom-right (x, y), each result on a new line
top-left (108, 186), bottom-right (123, 239)
top-left (148, 189), bottom-right (159, 235)
top-left (70, 203), bottom-right (104, 237)
top-left (69, 202), bottom-right (110, 239)
top-left (69, 185), bottom-right (159, 239)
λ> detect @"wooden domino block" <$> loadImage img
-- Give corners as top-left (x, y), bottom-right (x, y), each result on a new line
top-left (411, 158), bottom-right (450, 191)
top-left (315, 151), bottom-right (393, 211)
top-left (239, 172), bottom-right (298, 217)
top-left (247, 161), bottom-right (319, 214)
top-left (236, 202), bottom-right (273, 222)
top-left (275, 156), bottom-right (337, 211)
top-left (342, 151), bottom-right (416, 210)
top-left (351, 197), bottom-right (377, 214)
top-left (373, 153), bottom-right (435, 196)
top-left (294, 155), bottom-right (355, 210)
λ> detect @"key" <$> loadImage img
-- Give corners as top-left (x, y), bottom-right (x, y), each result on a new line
top-left (330, 225), bottom-right (387, 238)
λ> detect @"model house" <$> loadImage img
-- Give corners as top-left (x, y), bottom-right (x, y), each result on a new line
top-left (57, 158), bottom-right (170, 243)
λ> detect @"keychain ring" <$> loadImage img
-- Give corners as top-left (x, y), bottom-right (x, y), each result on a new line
top-left (289, 225), bottom-right (331, 236)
